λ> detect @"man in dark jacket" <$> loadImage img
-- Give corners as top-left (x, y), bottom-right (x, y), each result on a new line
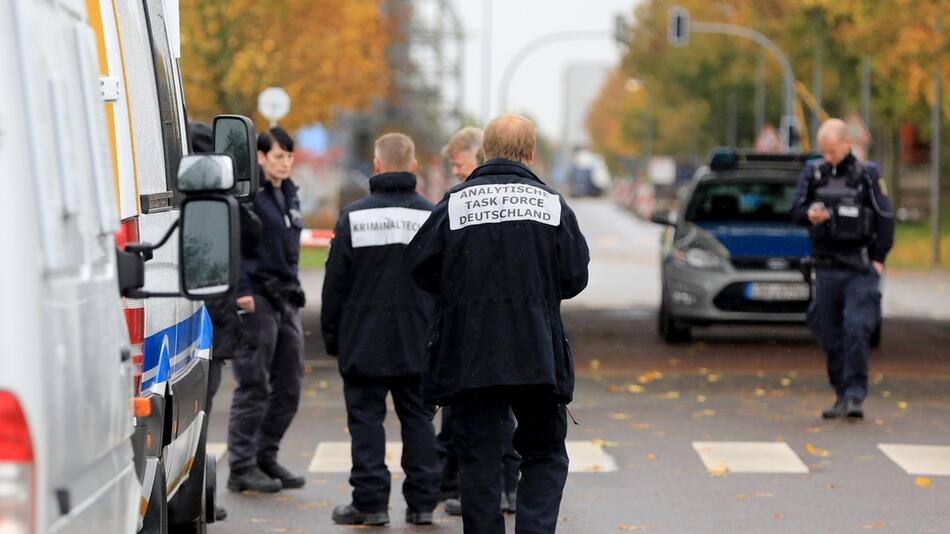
top-left (322, 133), bottom-right (440, 527)
top-left (406, 114), bottom-right (590, 534)
top-left (227, 128), bottom-right (306, 493)
top-left (791, 118), bottom-right (894, 419)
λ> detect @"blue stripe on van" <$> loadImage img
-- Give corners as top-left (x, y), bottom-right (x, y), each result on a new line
top-left (141, 306), bottom-right (212, 390)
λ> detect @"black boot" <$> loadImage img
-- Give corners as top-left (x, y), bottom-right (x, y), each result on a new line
top-left (214, 506), bottom-right (228, 521)
top-left (846, 398), bottom-right (864, 419)
top-left (821, 398), bottom-right (848, 419)
top-left (443, 498), bottom-right (462, 516)
top-left (406, 509), bottom-right (434, 525)
top-left (331, 503), bottom-right (389, 526)
top-left (258, 460), bottom-right (305, 489)
top-left (227, 466), bottom-right (281, 493)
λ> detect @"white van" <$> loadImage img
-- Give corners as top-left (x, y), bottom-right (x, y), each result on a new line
top-left (1, 1), bottom-right (255, 533)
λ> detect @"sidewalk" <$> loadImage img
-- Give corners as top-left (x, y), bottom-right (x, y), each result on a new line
top-left (883, 268), bottom-right (950, 320)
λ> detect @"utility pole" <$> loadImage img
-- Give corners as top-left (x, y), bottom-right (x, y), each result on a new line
top-left (931, 16), bottom-right (942, 265)
top-left (481, 0), bottom-right (492, 124)
top-left (755, 53), bottom-right (765, 134)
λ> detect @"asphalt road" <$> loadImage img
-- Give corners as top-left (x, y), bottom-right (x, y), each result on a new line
top-left (207, 199), bottom-right (950, 533)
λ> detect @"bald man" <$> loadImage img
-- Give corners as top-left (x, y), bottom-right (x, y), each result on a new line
top-left (407, 114), bottom-right (590, 534)
top-left (322, 133), bottom-right (440, 526)
top-left (792, 118), bottom-right (894, 420)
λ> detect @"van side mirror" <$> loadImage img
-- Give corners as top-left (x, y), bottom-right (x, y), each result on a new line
top-left (212, 115), bottom-right (258, 201)
top-left (177, 154), bottom-right (235, 193)
top-left (179, 197), bottom-right (239, 299)
top-left (650, 210), bottom-right (675, 226)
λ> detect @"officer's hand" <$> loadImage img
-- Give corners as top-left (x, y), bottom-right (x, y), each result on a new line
top-left (236, 296), bottom-right (256, 313)
top-left (873, 261), bottom-right (885, 276)
top-left (807, 203), bottom-right (830, 225)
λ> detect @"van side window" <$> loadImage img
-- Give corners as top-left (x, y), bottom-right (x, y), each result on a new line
top-left (141, 0), bottom-right (183, 194)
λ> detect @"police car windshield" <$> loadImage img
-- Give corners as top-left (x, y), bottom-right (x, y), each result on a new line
top-left (685, 181), bottom-right (797, 223)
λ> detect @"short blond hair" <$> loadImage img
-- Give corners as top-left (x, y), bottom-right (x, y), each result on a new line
top-left (374, 132), bottom-right (415, 171)
top-left (442, 127), bottom-right (484, 163)
top-left (482, 114), bottom-right (536, 163)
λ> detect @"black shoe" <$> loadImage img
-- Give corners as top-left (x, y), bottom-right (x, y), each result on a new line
top-left (443, 498), bottom-right (462, 516)
top-left (331, 503), bottom-right (389, 526)
top-left (214, 506), bottom-right (228, 521)
top-left (227, 466), bottom-right (281, 493)
top-left (406, 509), bottom-right (434, 525)
top-left (821, 398), bottom-right (848, 419)
top-left (502, 491), bottom-right (517, 513)
top-left (258, 460), bottom-right (305, 489)
top-left (846, 398), bottom-right (864, 419)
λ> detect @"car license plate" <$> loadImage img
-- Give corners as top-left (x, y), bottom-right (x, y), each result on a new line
top-left (744, 282), bottom-right (810, 301)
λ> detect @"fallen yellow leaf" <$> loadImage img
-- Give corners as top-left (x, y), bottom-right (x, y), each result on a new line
top-left (709, 465), bottom-right (729, 477)
top-left (630, 423), bottom-right (651, 430)
top-left (607, 384), bottom-right (626, 393)
top-left (638, 371), bottom-right (664, 384)
top-left (618, 524), bottom-right (646, 531)
top-left (779, 378), bottom-right (792, 386)
top-left (774, 513), bottom-right (784, 520)
top-left (318, 380), bottom-right (328, 389)
top-left (706, 374), bottom-right (721, 383)
top-left (915, 476), bottom-right (933, 489)
top-left (589, 358), bottom-right (601, 370)
top-left (804, 443), bottom-right (831, 458)
top-left (881, 390), bottom-right (892, 398)
top-left (592, 439), bottom-right (619, 448)
top-left (754, 388), bottom-right (767, 397)
top-left (608, 412), bottom-right (629, 420)
top-left (658, 391), bottom-right (680, 400)
top-left (897, 401), bottom-right (908, 410)
top-left (859, 522), bottom-right (885, 529)
top-left (644, 453), bottom-right (657, 461)
top-left (695, 395), bottom-right (707, 403)
top-left (627, 384), bottom-right (645, 394)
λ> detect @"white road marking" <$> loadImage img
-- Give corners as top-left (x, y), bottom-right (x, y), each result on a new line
top-left (307, 441), bottom-right (617, 474)
top-left (878, 444), bottom-right (950, 476)
top-left (692, 441), bottom-right (809, 474)
top-left (207, 442), bottom-right (228, 463)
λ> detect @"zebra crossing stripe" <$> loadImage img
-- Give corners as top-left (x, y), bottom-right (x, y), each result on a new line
top-left (692, 441), bottom-right (809, 474)
top-left (307, 441), bottom-right (617, 474)
top-left (878, 444), bottom-right (950, 476)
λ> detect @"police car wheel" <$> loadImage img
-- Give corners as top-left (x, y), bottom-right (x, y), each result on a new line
top-left (658, 299), bottom-right (691, 344)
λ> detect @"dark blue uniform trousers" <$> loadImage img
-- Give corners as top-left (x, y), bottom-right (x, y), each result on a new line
top-left (438, 407), bottom-right (521, 499)
top-left (343, 377), bottom-right (440, 514)
top-left (227, 296), bottom-right (303, 469)
top-left (454, 390), bottom-right (568, 534)
top-left (808, 268), bottom-right (881, 401)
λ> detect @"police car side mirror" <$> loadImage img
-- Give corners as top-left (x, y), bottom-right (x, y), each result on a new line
top-left (178, 196), bottom-right (240, 300)
top-left (212, 115), bottom-right (258, 202)
top-left (650, 210), bottom-right (675, 226)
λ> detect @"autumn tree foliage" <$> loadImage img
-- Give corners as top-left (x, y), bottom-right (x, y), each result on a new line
top-left (589, 0), bottom-right (949, 167)
top-left (180, 0), bottom-right (392, 130)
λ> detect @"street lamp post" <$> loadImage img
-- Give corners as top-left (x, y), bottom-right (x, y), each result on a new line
top-left (497, 30), bottom-right (607, 114)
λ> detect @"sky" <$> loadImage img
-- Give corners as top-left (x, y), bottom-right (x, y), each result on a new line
top-left (453, 0), bottom-right (641, 141)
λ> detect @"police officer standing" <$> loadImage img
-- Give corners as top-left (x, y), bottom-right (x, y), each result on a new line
top-left (792, 118), bottom-right (894, 420)
top-left (407, 114), bottom-right (590, 534)
top-left (437, 127), bottom-right (521, 518)
top-left (227, 128), bottom-right (307, 493)
top-left (322, 133), bottom-right (441, 526)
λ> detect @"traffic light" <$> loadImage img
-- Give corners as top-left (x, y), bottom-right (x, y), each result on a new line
top-left (668, 7), bottom-right (689, 47)
top-left (614, 14), bottom-right (630, 47)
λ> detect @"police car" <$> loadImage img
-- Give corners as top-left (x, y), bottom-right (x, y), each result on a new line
top-left (651, 150), bottom-right (819, 343)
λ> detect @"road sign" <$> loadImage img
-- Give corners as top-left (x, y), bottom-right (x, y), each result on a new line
top-left (258, 87), bottom-right (290, 126)
top-left (668, 7), bottom-right (689, 47)
top-left (755, 125), bottom-right (782, 154)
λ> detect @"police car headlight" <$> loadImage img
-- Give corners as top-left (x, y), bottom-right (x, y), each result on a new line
top-left (673, 247), bottom-right (725, 271)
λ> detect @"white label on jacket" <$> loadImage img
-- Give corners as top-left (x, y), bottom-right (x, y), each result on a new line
top-left (448, 184), bottom-right (561, 230)
top-left (349, 207), bottom-right (431, 248)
